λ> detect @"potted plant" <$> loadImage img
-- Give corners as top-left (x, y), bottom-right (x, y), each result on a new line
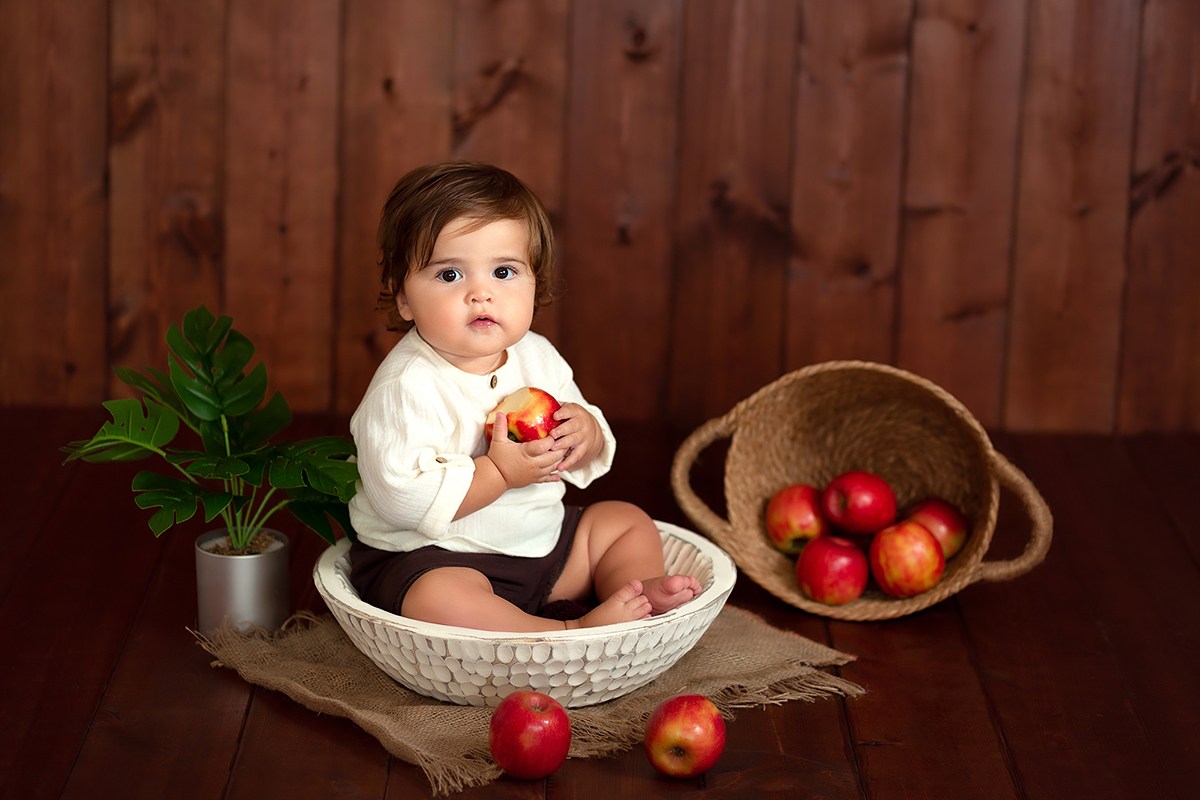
top-left (63, 305), bottom-right (358, 633)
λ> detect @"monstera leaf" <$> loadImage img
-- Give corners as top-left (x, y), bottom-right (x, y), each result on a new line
top-left (113, 365), bottom-right (199, 432)
top-left (63, 398), bottom-right (180, 463)
top-left (131, 471), bottom-right (240, 537)
top-left (283, 487), bottom-right (355, 546)
top-left (268, 438), bottom-right (360, 502)
top-left (167, 306), bottom-right (268, 422)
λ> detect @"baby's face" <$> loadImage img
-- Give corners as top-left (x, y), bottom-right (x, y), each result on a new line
top-left (396, 216), bottom-right (536, 375)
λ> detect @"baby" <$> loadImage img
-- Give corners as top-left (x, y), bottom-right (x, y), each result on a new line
top-left (346, 161), bottom-right (701, 632)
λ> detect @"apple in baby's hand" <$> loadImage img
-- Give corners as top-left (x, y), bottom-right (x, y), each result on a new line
top-left (643, 694), bottom-right (726, 778)
top-left (821, 470), bottom-right (897, 535)
top-left (868, 520), bottom-right (946, 598)
top-left (488, 690), bottom-right (572, 780)
top-left (486, 387), bottom-right (562, 442)
top-left (905, 497), bottom-right (970, 560)
top-left (765, 483), bottom-right (828, 554)
top-left (795, 535), bottom-right (869, 605)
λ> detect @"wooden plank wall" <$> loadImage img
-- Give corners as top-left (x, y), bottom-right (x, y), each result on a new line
top-left (1, 0), bottom-right (1197, 433)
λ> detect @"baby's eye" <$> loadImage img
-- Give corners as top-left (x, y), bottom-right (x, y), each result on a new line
top-left (435, 268), bottom-right (462, 283)
top-left (493, 265), bottom-right (517, 280)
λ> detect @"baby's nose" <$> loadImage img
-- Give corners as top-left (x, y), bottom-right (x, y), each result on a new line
top-left (466, 279), bottom-right (492, 302)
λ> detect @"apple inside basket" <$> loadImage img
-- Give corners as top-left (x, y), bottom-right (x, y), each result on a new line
top-left (313, 522), bottom-right (737, 708)
top-left (671, 361), bottom-right (1052, 622)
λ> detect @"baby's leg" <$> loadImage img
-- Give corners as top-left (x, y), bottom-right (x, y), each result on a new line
top-left (402, 566), bottom-right (649, 633)
top-left (550, 501), bottom-right (702, 615)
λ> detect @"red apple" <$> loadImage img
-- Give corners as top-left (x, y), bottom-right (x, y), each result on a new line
top-left (765, 483), bottom-right (828, 554)
top-left (795, 535), bottom-right (869, 605)
top-left (486, 387), bottom-right (561, 442)
top-left (821, 470), bottom-right (897, 534)
top-left (868, 520), bottom-right (946, 598)
top-left (643, 694), bottom-right (726, 778)
top-left (488, 690), bottom-right (571, 780)
top-left (905, 497), bottom-right (970, 560)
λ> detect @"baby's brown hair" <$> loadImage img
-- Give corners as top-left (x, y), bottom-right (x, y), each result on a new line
top-left (376, 162), bottom-right (557, 331)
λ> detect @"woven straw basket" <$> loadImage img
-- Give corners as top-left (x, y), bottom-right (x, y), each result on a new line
top-left (671, 361), bottom-right (1052, 621)
top-left (313, 522), bottom-right (737, 707)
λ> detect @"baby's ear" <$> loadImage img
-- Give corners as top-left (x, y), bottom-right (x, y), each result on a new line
top-left (395, 290), bottom-right (414, 321)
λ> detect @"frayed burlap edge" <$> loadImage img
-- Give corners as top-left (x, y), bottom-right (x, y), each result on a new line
top-left (195, 606), bottom-right (862, 796)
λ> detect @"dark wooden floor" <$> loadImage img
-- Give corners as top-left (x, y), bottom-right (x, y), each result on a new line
top-left (3, 407), bottom-right (1198, 799)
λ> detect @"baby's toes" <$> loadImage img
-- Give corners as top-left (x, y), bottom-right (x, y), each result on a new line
top-left (611, 579), bottom-right (644, 603)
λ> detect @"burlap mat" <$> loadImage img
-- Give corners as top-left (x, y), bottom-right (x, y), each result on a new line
top-left (197, 605), bottom-right (862, 796)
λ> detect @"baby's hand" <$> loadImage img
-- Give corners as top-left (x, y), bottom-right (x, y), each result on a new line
top-left (548, 403), bottom-right (604, 472)
top-left (486, 412), bottom-right (563, 489)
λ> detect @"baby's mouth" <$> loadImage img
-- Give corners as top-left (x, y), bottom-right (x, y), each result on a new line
top-left (470, 315), bottom-right (497, 327)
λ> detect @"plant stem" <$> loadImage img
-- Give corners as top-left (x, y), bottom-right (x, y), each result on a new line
top-left (216, 414), bottom-right (249, 548)
top-left (244, 486), bottom-right (289, 537)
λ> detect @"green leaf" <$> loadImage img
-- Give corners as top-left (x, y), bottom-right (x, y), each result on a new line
top-left (219, 362), bottom-right (268, 417)
top-left (186, 455), bottom-right (251, 480)
top-left (286, 502), bottom-right (339, 546)
top-left (286, 491), bottom-right (356, 546)
top-left (114, 365), bottom-right (167, 403)
top-left (239, 391), bottom-right (292, 450)
top-left (200, 491), bottom-right (235, 522)
top-left (265, 454), bottom-right (305, 489)
top-left (269, 437), bottom-right (359, 502)
top-left (115, 365), bottom-right (196, 429)
top-left (131, 472), bottom-right (244, 536)
top-left (167, 307), bottom-right (267, 421)
top-left (164, 448), bottom-right (205, 466)
top-left (131, 471), bottom-right (201, 536)
top-left (180, 305), bottom-right (232, 357)
top-left (239, 452), bottom-right (269, 487)
top-left (166, 320), bottom-right (202, 372)
top-left (212, 329), bottom-right (255, 383)
top-left (170, 356), bottom-right (222, 421)
top-left (198, 418), bottom-right (228, 457)
top-left (62, 398), bottom-right (180, 463)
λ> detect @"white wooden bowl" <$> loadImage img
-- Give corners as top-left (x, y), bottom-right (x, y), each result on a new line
top-left (313, 522), bottom-right (737, 708)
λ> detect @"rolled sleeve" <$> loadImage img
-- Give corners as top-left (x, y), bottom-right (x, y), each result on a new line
top-left (412, 450), bottom-right (476, 538)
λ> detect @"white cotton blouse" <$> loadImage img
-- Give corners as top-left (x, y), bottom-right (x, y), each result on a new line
top-left (347, 329), bottom-right (615, 557)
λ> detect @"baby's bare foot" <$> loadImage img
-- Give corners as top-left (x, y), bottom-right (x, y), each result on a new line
top-left (569, 580), bottom-right (651, 629)
top-left (642, 575), bottom-right (703, 614)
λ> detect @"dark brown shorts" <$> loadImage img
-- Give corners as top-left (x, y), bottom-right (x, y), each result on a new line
top-left (347, 505), bottom-right (585, 617)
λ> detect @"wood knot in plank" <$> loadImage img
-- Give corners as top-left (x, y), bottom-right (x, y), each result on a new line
top-left (453, 56), bottom-right (524, 142)
top-left (165, 193), bottom-right (223, 262)
top-left (1130, 147), bottom-right (1199, 216)
top-left (110, 66), bottom-right (158, 143)
top-left (623, 16), bottom-right (653, 61)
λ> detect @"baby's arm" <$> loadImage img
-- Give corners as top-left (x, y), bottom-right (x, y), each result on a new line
top-left (547, 403), bottom-right (605, 473)
top-left (453, 411), bottom-right (563, 520)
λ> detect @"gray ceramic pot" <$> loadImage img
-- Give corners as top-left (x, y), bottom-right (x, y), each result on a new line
top-left (195, 529), bottom-right (290, 634)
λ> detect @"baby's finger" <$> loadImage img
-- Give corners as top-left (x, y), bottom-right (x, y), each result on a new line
top-left (522, 435), bottom-right (558, 456)
top-left (556, 447), bottom-right (581, 472)
top-left (549, 427), bottom-right (581, 451)
top-left (490, 411), bottom-right (508, 443)
top-left (551, 402), bottom-right (578, 421)
top-left (534, 450), bottom-right (563, 469)
top-left (549, 417), bottom-right (578, 439)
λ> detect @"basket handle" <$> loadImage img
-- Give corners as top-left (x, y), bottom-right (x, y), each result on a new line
top-left (975, 449), bottom-right (1053, 582)
top-left (670, 414), bottom-right (737, 540)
